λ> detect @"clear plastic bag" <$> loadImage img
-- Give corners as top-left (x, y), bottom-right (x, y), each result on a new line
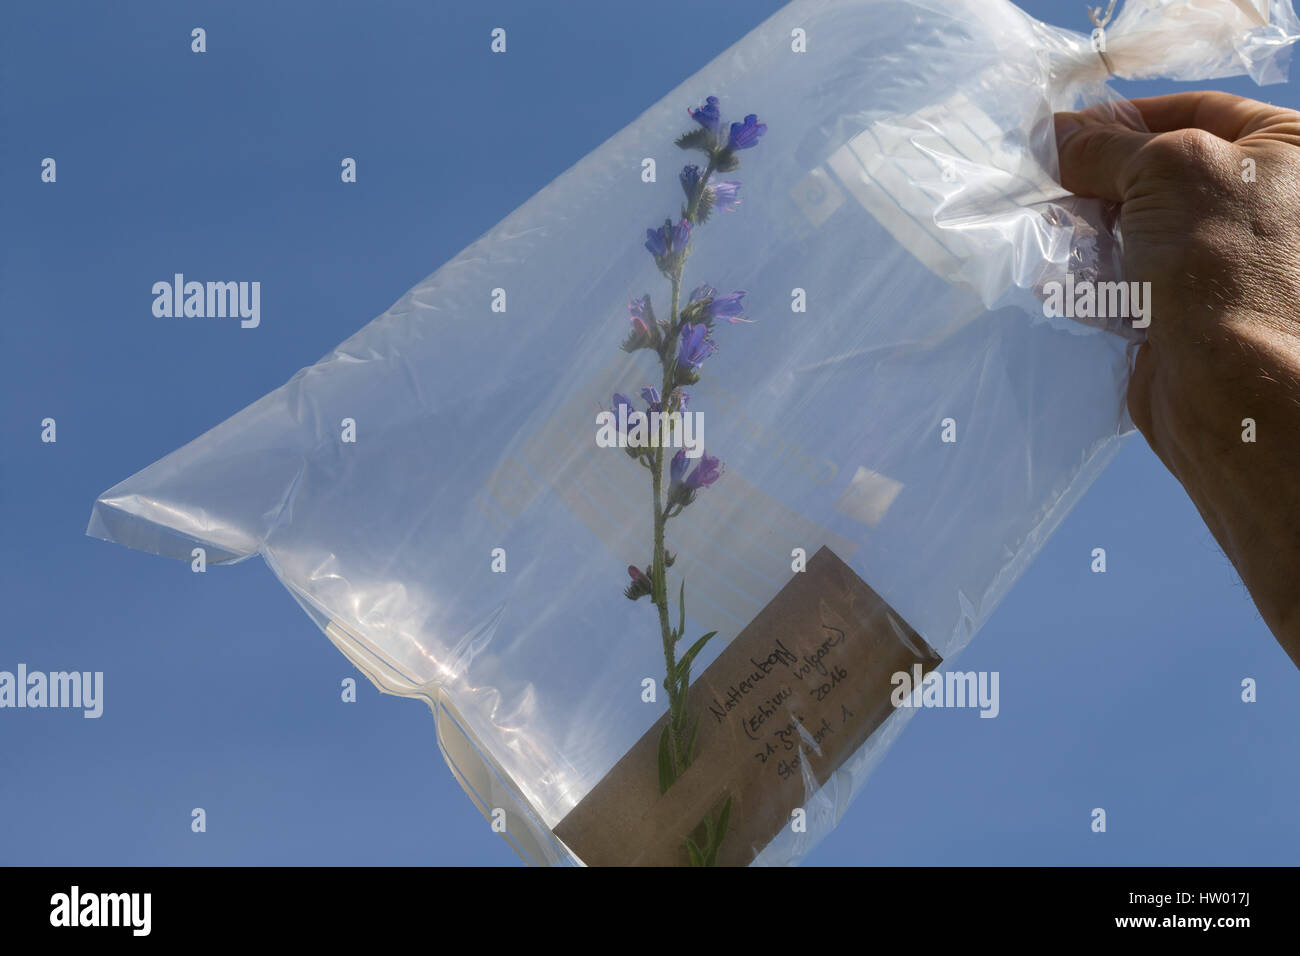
top-left (89, 0), bottom-right (1299, 865)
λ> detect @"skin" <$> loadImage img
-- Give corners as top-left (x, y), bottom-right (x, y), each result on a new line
top-left (1053, 92), bottom-right (1300, 669)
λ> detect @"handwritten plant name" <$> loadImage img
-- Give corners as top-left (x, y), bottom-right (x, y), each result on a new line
top-left (705, 621), bottom-right (856, 782)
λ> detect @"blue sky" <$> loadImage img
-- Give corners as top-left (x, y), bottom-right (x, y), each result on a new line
top-left (2, 0), bottom-right (1298, 866)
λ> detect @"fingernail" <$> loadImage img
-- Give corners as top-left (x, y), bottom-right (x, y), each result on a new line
top-left (1054, 112), bottom-right (1085, 149)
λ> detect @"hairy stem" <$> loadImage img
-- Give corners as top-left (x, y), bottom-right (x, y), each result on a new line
top-left (651, 437), bottom-right (681, 778)
top-left (650, 156), bottom-right (717, 789)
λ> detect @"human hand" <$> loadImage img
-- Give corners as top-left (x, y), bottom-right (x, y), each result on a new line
top-left (1055, 91), bottom-right (1300, 666)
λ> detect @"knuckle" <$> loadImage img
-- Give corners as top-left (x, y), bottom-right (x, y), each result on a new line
top-left (1146, 128), bottom-right (1230, 174)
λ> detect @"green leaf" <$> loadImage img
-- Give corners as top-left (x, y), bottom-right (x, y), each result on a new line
top-left (671, 700), bottom-right (687, 734)
top-left (657, 725), bottom-right (674, 796)
top-left (714, 149), bottom-right (740, 172)
top-left (675, 631), bottom-right (718, 682)
top-left (675, 128), bottom-right (713, 153)
top-left (715, 795), bottom-right (732, 848)
top-left (686, 712), bottom-right (702, 765)
top-left (684, 835), bottom-right (705, 867)
top-left (705, 798), bottom-right (732, 867)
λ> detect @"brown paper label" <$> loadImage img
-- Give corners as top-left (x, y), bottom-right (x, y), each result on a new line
top-left (554, 546), bottom-right (941, 866)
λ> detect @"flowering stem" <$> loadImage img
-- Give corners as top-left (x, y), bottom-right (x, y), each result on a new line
top-left (654, 273), bottom-right (685, 779)
top-left (651, 437), bottom-right (682, 779)
top-left (685, 160), bottom-right (715, 223)
top-left (650, 156), bottom-right (722, 787)
top-left (625, 99), bottom-right (767, 862)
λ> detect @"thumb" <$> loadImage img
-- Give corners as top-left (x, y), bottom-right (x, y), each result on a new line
top-left (1054, 111), bottom-right (1154, 202)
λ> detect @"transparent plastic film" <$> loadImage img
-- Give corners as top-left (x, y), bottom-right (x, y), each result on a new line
top-left (89, 0), bottom-right (1298, 865)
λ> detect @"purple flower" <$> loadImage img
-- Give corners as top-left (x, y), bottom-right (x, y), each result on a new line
top-left (685, 453), bottom-right (723, 490)
top-left (689, 95), bottom-right (721, 133)
top-left (644, 224), bottom-right (669, 258)
top-left (612, 392), bottom-right (636, 429)
top-left (644, 218), bottom-right (692, 271)
top-left (680, 164), bottom-right (702, 201)
top-left (670, 448), bottom-right (691, 486)
top-left (624, 564), bottom-right (653, 600)
top-left (668, 449), bottom-right (723, 507)
top-left (621, 295), bottom-right (657, 351)
top-left (641, 386), bottom-right (689, 414)
top-left (676, 323), bottom-right (717, 371)
top-left (687, 285), bottom-right (752, 325)
top-left (709, 180), bottom-right (742, 211)
top-left (708, 291), bottom-right (750, 324)
top-left (727, 114), bottom-right (767, 150)
top-left (629, 295), bottom-right (652, 331)
top-left (682, 168), bottom-right (742, 215)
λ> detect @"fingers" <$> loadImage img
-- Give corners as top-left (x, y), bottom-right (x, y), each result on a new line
top-left (1054, 113), bottom-right (1154, 201)
top-left (1051, 91), bottom-right (1289, 200)
top-left (1126, 91), bottom-right (1294, 141)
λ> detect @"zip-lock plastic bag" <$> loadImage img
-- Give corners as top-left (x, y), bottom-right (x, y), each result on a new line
top-left (90, 0), bottom-right (1299, 865)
